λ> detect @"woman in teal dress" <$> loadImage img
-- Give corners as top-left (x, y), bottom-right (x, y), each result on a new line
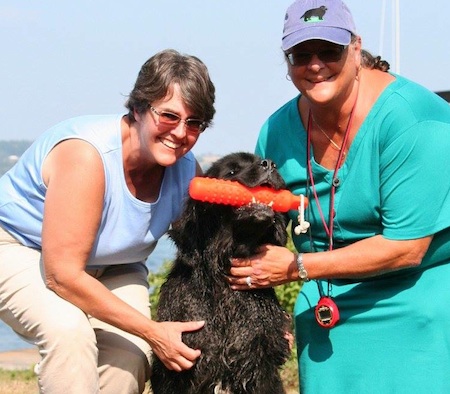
top-left (228, 0), bottom-right (450, 392)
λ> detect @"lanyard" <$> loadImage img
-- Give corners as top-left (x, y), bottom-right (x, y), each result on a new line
top-left (305, 88), bottom-right (359, 251)
top-left (304, 89), bottom-right (359, 323)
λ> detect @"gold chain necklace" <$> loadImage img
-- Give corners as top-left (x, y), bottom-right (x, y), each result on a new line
top-left (311, 116), bottom-right (344, 153)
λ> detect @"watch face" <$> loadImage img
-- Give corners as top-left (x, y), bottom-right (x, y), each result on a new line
top-left (316, 306), bottom-right (333, 326)
top-left (317, 306), bottom-right (332, 323)
top-left (296, 254), bottom-right (309, 281)
top-left (315, 296), bottom-right (340, 328)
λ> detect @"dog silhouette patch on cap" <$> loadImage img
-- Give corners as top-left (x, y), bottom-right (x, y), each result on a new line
top-left (301, 5), bottom-right (327, 22)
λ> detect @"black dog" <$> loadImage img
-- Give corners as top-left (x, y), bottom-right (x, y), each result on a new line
top-left (151, 152), bottom-right (291, 394)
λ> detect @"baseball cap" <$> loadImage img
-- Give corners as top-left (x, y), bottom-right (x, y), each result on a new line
top-left (282, 0), bottom-right (357, 51)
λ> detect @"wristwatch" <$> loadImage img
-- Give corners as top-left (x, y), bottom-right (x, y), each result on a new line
top-left (296, 253), bottom-right (310, 282)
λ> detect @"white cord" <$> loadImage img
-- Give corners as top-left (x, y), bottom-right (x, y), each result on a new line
top-left (294, 194), bottom-right (310, 235)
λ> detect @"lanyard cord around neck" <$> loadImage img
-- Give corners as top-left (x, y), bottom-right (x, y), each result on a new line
top-left (306, 88), bottom-right (359, 252)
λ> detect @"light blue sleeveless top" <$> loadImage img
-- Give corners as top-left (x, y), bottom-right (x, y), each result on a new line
top-left (0, 114), bottom-right (196, 267)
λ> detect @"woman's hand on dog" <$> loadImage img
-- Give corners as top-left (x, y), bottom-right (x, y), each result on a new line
top-left (227, 244), bottom-right (297, 290)
top-left (147, 320), bottom-right (205, 371)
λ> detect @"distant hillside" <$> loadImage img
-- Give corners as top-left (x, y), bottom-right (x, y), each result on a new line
top-left (0, 140), bottom-right (33, 176)
top-left (197, 153), bottom-right (222, 171)
top-left (0, 140), bottom-right (220, 176)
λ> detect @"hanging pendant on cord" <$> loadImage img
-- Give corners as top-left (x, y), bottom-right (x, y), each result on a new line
top-left (305, 84), bottom-right (360, 329)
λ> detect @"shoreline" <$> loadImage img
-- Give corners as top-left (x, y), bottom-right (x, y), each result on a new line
top-left (0, 348), bottom-right (39, 371)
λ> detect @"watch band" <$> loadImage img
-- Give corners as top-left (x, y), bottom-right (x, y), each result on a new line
top-left (296, 253), bottom-right (310, 282)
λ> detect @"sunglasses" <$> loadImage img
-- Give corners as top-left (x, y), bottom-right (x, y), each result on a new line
top-left (150, 106), bottom-right (207, 133)
top-left (286, 45), bottom-right (347, 67)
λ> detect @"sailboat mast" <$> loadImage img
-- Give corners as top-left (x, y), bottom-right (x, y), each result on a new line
top-left (394, 0), bottom-right (400, 73)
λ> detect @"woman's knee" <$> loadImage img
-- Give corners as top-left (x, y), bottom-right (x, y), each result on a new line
top-left (37, 309), bottom-right (97, 352)
top-left (97, 329), bottom-right (151, 393)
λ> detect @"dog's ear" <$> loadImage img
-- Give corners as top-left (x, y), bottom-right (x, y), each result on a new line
top-left (169, 199), bottom-right (201, 251)
top-left (272, 212), bottom-right (289, 246)
top-left (169, 198), bottom-right (231, 254)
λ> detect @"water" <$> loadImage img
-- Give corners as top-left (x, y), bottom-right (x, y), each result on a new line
top-left (0, 234), bottom-right (176, 352)
top-left (145, 234), bottom-right (176, 272)
top-left (0, 321), bottom-right (27, 352)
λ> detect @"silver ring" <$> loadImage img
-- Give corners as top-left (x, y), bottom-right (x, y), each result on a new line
top-left (245, 276), bottom-right (252, 287)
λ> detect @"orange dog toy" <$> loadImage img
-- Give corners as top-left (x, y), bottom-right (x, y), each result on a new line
top-left (188, 177), bottom-right (308, 213)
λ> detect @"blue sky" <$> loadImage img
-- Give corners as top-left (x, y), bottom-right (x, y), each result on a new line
top-left (2, 1), bottom-right (450, 155)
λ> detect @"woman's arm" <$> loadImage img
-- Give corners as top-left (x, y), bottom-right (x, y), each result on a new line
top-left (42, 139), bottom-right (203, 370)
top-left (228, 234), bottom-right (432, 289)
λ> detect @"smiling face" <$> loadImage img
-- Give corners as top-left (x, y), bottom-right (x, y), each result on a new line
top-left (287, 38), bottom-right (361, 105)
top-left (133, 83), bottom-right (201, 167)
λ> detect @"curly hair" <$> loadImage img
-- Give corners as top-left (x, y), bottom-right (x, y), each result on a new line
top-left (361, 49), bottom-right (390, 72)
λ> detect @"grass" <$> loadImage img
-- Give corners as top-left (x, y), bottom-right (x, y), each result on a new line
top-left (0, 355), bottom-right (299, 393)
top-left (0, 368), bottom-right (38, 394)
top-left (281, 351), bottom-right (300, 393)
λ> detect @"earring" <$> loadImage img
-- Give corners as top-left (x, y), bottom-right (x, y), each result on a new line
top-left (286, 73), bottom-right (292, 81)
top-left (355, 64), bottom-right (362, 81)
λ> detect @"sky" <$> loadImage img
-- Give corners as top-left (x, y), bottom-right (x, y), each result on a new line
top-left (2, 0), bottom-right (450, 156)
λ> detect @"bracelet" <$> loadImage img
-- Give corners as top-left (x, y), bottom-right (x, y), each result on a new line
top-left (296, 253), bottom-right (310, 282)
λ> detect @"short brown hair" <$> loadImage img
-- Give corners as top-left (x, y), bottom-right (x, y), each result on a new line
top-left (125, 49), bottom-right (216, 127)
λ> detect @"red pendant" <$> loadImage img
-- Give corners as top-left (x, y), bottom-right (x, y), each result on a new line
top-left (315, 296), bottom-right (340, 328)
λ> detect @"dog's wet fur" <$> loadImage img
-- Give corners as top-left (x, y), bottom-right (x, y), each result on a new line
top-left (150, 152), bottom-right (291, 394)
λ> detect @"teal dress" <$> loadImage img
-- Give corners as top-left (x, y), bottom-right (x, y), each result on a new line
top-left (256, 75), bottom-right (450, 393)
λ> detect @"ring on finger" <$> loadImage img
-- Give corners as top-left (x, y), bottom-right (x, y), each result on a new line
top-left (245, 276), bottom-right (252, 287)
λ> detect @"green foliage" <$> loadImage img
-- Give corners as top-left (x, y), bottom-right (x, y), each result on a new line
top-left (0, 368), bottom-right (36, 381)
top-left (148, 260), bottom-right (172, 317)
top-left (276, 221), bottom-right (302, 314)
top-left (275, 281), bottom-right (301, 315)
top-left (280, 350), bottom-right (299, 392)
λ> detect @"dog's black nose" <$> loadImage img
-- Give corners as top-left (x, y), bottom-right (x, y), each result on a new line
top-left (260, 159), bottom-right (276, 172)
